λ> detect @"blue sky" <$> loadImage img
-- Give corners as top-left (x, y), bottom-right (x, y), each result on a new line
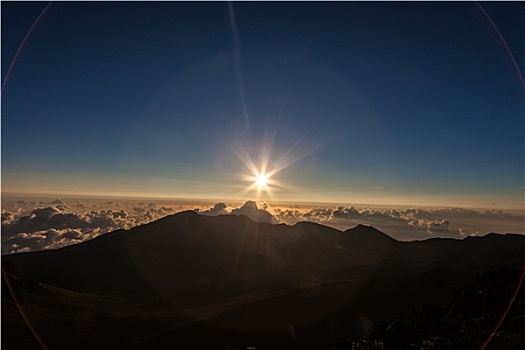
top-left (2, 2), bottom-right (524, 209)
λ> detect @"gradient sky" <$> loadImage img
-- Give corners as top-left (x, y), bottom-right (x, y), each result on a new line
top-left (2, 2), bottom-right (524, 210)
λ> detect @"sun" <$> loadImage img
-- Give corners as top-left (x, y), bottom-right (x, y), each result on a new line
top-left (229, 134), bottom-right (312, 199)
top-left (255, 173), bottom-right (269, 188)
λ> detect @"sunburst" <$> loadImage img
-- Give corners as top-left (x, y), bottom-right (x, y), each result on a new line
top-left (255, 173), bottom-right (269, 189)
top-left (227, 130), bottom-right (318, 200)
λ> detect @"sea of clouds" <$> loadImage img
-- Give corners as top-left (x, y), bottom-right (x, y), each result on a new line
top-left (2, 198), bottom-right (523, 254)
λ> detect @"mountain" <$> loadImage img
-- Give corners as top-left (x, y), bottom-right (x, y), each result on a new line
top-left (2, 211), bottom-right (524, 349)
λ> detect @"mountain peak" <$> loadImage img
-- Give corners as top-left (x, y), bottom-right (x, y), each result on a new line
top-left (155, 210), bottom-right (200, 220)
top-left (141, 209), bottom-right (201, 228)
top-left (177, 209), bottom-right (200, 217)
top-left (338, 224), bottom-right (398, 250)
top-left (345, 224), bottom-right (396, 240)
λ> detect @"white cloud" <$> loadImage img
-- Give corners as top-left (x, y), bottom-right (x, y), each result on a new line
top-left (1, 199), bottom-right (179, 254)
top-left (3, 228), bottom-right (97, 254)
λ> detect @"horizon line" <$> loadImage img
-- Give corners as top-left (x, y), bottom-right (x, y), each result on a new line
top-left (2, 191), bottom-right (524, 214)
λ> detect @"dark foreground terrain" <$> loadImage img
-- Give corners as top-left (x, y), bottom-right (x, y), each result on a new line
top-left (2, 211), bottom-right (524, 349)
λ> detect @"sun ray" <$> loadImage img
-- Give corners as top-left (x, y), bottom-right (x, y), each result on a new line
top-left (226, 128), bottom-right (323, 201)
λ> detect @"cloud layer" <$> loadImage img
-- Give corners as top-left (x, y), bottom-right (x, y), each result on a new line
top-left (198, 202), bottom-right (524, 240)
top-left (2, 198), bottom-right (523, 254)
top-left (1, 200), bottom-right (176, 254)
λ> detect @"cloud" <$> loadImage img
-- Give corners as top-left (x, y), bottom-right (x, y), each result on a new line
top-left (2, 207), bottom-right (89, 236)
top-left (408, 218), bottom-right (451, 234)
top-left (230, 201), bottom-right (276, 224)
top-left (193, 200), bottom-right (280, 226)
top-left (1, 200), bottom-right (179, 254)
top-left (195, 201), bottom-right (277, 224)
top-left (4, 228), bottom-right (97, 254)
top-left (1, 209), bottom-right (15, 223)
top-left (197, 202), bottom-right (229, 216)
top-left (274, 208), bottom-right (310, 226)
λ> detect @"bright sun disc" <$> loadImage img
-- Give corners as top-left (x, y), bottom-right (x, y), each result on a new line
top-left (255, 174), bottom-right (268, 187)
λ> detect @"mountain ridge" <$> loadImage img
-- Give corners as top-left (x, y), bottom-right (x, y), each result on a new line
top-left (3, 211), bottom-right (523, 291)
top-left (7, 209), bottom-right (520, 259)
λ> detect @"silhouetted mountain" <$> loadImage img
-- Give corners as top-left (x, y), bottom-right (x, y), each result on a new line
top-left (2, 211), bottom-right (524, 349)
top-left (342, 224), bottom-right (397, 245)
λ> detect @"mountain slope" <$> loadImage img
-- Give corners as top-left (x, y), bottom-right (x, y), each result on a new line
top-left (3, 211), bottom-right (524, 295)
top-left (2, 211), bottom-right (524, 349)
